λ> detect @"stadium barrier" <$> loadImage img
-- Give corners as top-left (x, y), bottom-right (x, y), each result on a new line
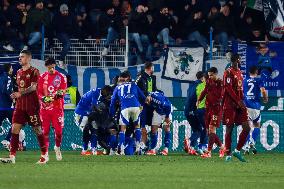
top-left (0, 110), bottom-right (283, 152)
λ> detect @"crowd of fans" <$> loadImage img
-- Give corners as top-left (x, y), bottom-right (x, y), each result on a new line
top-left (0, 0), bottom-right (275, 63)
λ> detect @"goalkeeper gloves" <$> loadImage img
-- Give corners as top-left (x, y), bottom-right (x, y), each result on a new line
top-left (42, 96), bottom-right (53, 103)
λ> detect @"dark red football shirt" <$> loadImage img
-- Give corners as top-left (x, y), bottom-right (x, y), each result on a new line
top-left (222, 67), bottom-right (244, 109)
top-left (199, 78), bottom-right (223, 109)
top-left (15, 66), bottom-right (40, 111)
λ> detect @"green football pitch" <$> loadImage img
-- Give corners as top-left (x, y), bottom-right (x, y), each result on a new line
top-left (0, 151), bottom-right (283, 189)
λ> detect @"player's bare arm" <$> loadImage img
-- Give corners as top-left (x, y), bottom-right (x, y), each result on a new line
top-left (10, 82), bottom-right (37, 99)
top-left (261, 87), bottom-right (268, 103)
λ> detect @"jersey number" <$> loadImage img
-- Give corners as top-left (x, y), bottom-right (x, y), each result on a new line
top-left (247, 83), bottom-right (254, 96)
top-left (118, 84), bottom-right (131, 96)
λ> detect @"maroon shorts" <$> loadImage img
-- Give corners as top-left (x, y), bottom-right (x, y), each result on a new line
top-left (223, 107), bottom-right (248, 126)
top-left (12, 108), bottom-right (41, 128)
top-left (205, 107), bottom-right (222, 128)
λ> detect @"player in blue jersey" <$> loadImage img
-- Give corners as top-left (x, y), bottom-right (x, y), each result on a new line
top-left (74, 87), bottom-right (101, 155)
top-left (243, 66), bottom-right (268, 154)
top-left (110, 72), bottom-right (146, 155)
top-left (145, 91), bottom-right (172, 156)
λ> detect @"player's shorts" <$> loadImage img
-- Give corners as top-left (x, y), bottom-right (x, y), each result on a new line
top-left (152, 110), bottom-right (172, 126)
top-left (247, 108), bottom-right (261, 123)
top-left (119, 107), bottom-right (141, 126)
top-left (223, 107), bottom-right (249, 126)
top-left (12, 108), bottom-right (41, 128)
top-left (205, 109), bottom-right (222, 128)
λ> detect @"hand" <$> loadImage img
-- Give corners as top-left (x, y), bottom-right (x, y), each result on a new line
top-left (10, 92), bottom-right (21, 99)
top-left (145, 96), bottom-right (152, 104)
top-left (42, 96), bottom-right (54, 103)
top-left (55, 90), bottom-right (64, 98)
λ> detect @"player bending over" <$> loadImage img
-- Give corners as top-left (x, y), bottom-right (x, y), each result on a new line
top-left (243, 66), bottom-right (268, 154)
top-left (74, 87), bottom-right (102, 155)
top-left (37, 57), bottom-right (67, 161)
top-left (110, 72), bottom-right (146, 155)
top-left (223, 54), bottom-right (250, 162)
top-left (0, 50), bottom-right (47, 164)
top-left (197, 67), bottom-right (225, 158)
top-left (145, 91), bottom-right (172, 156)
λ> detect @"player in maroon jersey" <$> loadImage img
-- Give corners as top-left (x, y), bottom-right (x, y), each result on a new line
top-left (223, 53), bottom-right (250, 162)
top-left (0, 50), bottom-right (48, 164)
top-left (38, 57), bottom-right (67, 161)
top-left (197, 67), bottom-right (225, 158)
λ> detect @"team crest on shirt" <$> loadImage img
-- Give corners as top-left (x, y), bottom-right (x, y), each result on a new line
top-left (53, 75), bottom-right (61, 87)
top-left (19, 80), bottom-right (25, 87)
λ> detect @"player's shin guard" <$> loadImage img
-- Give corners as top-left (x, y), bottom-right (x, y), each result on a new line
top-left (118, 131), bottom-right (125, 148)
top-left (135, 128), bottom-right (141, 143)
top-left (208, 133), bottom-right (215, 151)
top-left (150, 132), bottom-right (158, 150)
top-left (110, 135), bottom-right (117, 150)
top-left (237, 128), bottom-right (250, 151)
top-left (10, 134), bottom-right (19, 156)
top-left (164, 131), bottom-right (171, 149)
top-left (225, 127), bottom-right (233, 155)
top-left (214, 133), bottom-right (222, 147)
top-left (37, 133), bottom-right (47, 155)
top-left (251, 128), bottom-right (260, 144)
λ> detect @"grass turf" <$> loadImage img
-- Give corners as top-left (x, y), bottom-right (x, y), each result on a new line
top-left (0, 151), bottom-right (284, 189)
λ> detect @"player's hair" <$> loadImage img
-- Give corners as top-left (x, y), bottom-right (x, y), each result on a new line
top-left (249, 66), bottom-right (259, 75)
top-left (3, 63), bottom-right (12, 73)
top-left (196, 71), bottom-right (204, 80)
top-left (120, 71), bottom-right (131, 79)
top-left (101, 85), bottom-right (113, 97)
top-left (208, 67), bottom-right (218, 74)
top-left (20, 49), bottom-right (32, 57)
top-left (231, 53), bottom-right (240, 63)
top-left (144, 61), bottom-right (153, 69)
top-left (45, 57), bottom-right (56, 66)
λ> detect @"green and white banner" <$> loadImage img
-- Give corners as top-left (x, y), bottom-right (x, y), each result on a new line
top-left (247, 0), bottom-right (263, 11)
top-left (1, 110), bottom-right (283, 152)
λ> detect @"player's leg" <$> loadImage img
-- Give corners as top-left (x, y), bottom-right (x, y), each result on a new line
top-left (146, 124), bottom-right (158, 155)
top-left (131, 107), bottom-right (142, 154)
top-left (109, 129), bottom-right (117, 155)
top-left (118, 109), bottom-right (130, 155)
top-left (161, 116), bottom-right (172, 156)
top-left (80, 116), bottom-right (91, 155)
top-left (51, 110), bottom-right (64, 160)
top-left (196, 108), bottom-right (207, 152)
top-left (29, 112), bottom-right (48, 164)
top-left (89, 121), bottom-right (99, 155)
top-left (186, 114), bottom-right (200, 155)
top-left (233, 108), bottom-right (250, 162)
top-left (223, 109), bottom-right (235, 161)
top-left (41, 109), bottom-right (51, 151)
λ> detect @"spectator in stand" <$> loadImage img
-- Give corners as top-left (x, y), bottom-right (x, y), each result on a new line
top-left (121, 0), bottom-right (131, 18)
top-left (87, 0), bottom-right (111, 37)
top-left (74, 1), bottom-right (89, 40)
top-left (128, 4), bottom-right (152, 61)
top-left (23, 0), bottom-right (51, 50)
top-left (208, 3), bottom-right (237, 54)
top-left (112, 0), bottom-right (121, 15)
top-left (99, 6), bottom-right (125, 57)
top-left (152, 5), bottom-right (177, 50)
top-left (185, 8), bottom-right (217, 53)
top-left (53, 4), bottom-right (77, 69)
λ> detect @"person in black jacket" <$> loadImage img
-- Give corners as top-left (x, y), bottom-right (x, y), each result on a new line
top-left (135, 61), bottom-right (157, 148)
top-left (53, 4), bottom-right (77, 69)
top-left (152, 5), bottom-right (176, 50)
top-left (100, 6), bottom-right (126, 56)
top-left (128, 4), bottom-right (152, 60)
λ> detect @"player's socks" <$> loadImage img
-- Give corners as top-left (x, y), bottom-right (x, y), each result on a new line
top-left (164, 131), bottom-right (171, 149)
top-left (55, 132), bottom-right (62, 148)
top-left (236, 129), bottom-right (250, 151)
top-left (118, 131), bottom-right (126, 151)
top-left (232, 149), bottom-right (247, 162)
top-left (135, 128), bottom-right (142, 142)
top-left (150, 132), bottom-right (158, 150)
top-left (82, 142), bottom-right (88, 151)
top-left (214, 134), bottom-right (222, 147)
top-left (251, 128), bottom-right (260, 144)
top-left (208, 133), bottom-right (215, 151)
top-left (10, 133), bottom-right (19, 156)
top-left (110, 134), bottom-right (117, 150)
top-left (225, 129), bottom-right (233, 155)
top-left (190, 131), bottom-right (200, 148)
top-left (90, 133), bottom-right (98, 150)
top-left (37, 134), bottom-right (48, 155)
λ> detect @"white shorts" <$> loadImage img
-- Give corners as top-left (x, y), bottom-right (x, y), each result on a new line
top-left (152, 110), bottom-right (172, 126)
top-left (247, 108), bottom-right (261, 123)
top-left (119, 107), bottom-right (141, 126)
